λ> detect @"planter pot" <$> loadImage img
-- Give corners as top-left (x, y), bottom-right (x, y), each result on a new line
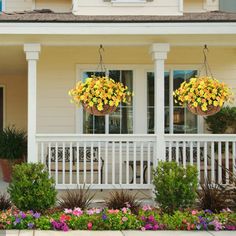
top-left (0, 158), bottom-right (23, 182)
top-left (187, 104), bottom-right (221, 116)
top-left (83, 103), bottom-right (117, 116)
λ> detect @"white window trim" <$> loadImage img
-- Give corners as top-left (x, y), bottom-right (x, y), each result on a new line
top-left (75, 64), bottom-right (141, 134)
top-left (0, 85), bottom-right (5, 129)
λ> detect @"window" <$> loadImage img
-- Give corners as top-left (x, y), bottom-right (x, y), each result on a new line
top-left (0, 0), bottom-right (2, 11)
top-left (219, 0), bottom-right (236, 13)
top-left (147, 69), bottom-right (198, 134)
top-left (82, 70), bottom-right (133, 134)
top-left (0, 87), bottom-right (4, 130)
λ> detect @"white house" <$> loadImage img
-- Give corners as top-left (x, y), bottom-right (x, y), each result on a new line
top-left (0, 0), bottom-right (236, 189)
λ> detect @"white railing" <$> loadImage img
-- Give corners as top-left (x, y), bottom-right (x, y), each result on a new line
top-left (165, 134), bottom-right (236, 185)
top-left (36, 134), bottom-right (156, 189)
top-left (36, 134), bottom-right (236, 189)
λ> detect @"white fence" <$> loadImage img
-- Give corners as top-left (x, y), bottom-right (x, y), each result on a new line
top-left (36, 134), bottom-right (236, 189)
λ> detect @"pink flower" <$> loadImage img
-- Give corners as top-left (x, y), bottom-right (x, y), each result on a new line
top-left (122, 207), bottom-right (127, 214)
top-left (122, 216), bottom-right (128, 222)
top-left (64, 209), bottom-right (73, 214)
top-left (107, 209), bottom-right (119, 214)
top-left (141, 227), bottom-right (146, 231)
top-left (87, 222), bottom-right (93, 230)
top-left (142, 205), bottom-right (152, 211)
top-left (125, 202), bottom-right (131, 208)
top-left (72, 208), bottom-right (83, 216)
top-left (191, 210), bottom-right (198, 215)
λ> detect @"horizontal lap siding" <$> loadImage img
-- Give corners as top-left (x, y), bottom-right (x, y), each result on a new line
top-left (35, 0), bottom-right (71, 12)
top-left (37, 46), bottom-right (236, 134)
top-left (5, 0), bottom-right (33, 12)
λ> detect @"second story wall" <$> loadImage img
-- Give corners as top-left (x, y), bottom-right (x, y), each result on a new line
top-left (184, 0), bottom-right (219, 12)
top-left (73, 0), bottom-right (183, 16)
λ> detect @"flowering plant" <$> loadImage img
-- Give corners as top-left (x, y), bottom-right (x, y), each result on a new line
top-left (173, 77), bottom-right (232, 114)
top-left (69, 76), bottom-right (133, 114)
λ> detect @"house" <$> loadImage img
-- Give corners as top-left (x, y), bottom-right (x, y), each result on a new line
top-left (0, 0), bottom-right (236, 189)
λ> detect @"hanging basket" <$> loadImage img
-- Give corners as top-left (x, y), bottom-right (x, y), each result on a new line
top-left (187, 104), bottom-right (221, 116)
top-left (82, 103), bottom-right (117, 116)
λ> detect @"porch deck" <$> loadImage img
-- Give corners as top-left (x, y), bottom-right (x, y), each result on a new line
top-left (36, 134), bottom-right (236, 190)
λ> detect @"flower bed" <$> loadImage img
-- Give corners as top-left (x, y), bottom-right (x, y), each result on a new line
top-left (0, 207), bottom-right (235, 231)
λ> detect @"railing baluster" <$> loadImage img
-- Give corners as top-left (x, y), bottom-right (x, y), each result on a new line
top-left (133, 141), bottom-right (137, 185)
top-left (126, 142), bottom-right (129, 185)
top-left (112, 141), bottom-right (115, 185)
top-left (48, 142), bottom-right (51, 177)
top-left (98, 141), bottom-right (101, 184)
top-left (40, 142), bottom-right (44, 164)
top-left (197, 142), bottom-right (201, 183)
top-left (105, 141), bottom-right (108, 185)
top-left (62, 142), bottom-right (65, 185)
top-left (176, 142), bottom-right (179, 165)
top-left (183, 141), bottom-right (186, 168)
top-left (69, 142), bottom-right (73, 185)
top-left (218, 142), bottom-right (222, 184)
top-left (140, 142), bottom-right (144, 185)
top-left (76, 142), bottom-right (79, 184)
top-left (83, 142), bottom-right (87, 184)
top-left (233, 142), bottom-right (236, 177)
top-left (211, 142), bottom-right (215, 183)
top-left (169, 141), bottom-right (172, 162)
top-left (190, 141), bottom-right (193, 166)
top-left (91, 142), bottom-right (94, 184)
top-left (55, 142), bottom-right (58, 185)
top-left (119, 141), bottom-right (122, 185)
top-left (225, 141), bottom-right (229, 184)
top-left (147, 142), bottom-right (151, 184)
top-left (204, 141), bottom-right (208, 182)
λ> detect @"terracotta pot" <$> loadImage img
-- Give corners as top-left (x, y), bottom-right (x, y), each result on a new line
top-left (0, 158), bottom-right (23, 182)
top-left (82, 103), bottom-right (117, 116)
top-left (187, 104), bottom-right (221, 116)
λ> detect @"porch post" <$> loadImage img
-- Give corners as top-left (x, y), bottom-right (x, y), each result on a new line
top-left (24, 44), bottom-right (41, 163)
top-left (150, 43), bottom-right (170, 162)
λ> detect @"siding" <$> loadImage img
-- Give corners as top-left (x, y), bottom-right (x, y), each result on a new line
top-left (37, 46), bottom-right (236, 134)
top-left (74, 0), bottom-right (181, 16)
top-left (35, 0), bottom-right (71, 12)
top-left (219, 0), bottom-right (236, 13)
top-left (5, 0), bottom-right (33, 12)
top-left (184, 0), bottom-right (219, 12)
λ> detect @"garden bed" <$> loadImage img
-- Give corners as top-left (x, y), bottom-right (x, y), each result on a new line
top-left (0, 207), bottom-right (235, 232)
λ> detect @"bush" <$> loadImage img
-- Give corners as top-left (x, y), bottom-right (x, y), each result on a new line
top-left (197, 178), bottom-right (228, 213)
top-left (58, 185), bottom-right (95, 210)
top-left (0, 193), bottom-right (11, 210)
top-left (153, 161), bottom-right (198, 213)
top-left (105, 190), bottom-right (141, 215)
top-left (8, 163), bottom-right (57, 212)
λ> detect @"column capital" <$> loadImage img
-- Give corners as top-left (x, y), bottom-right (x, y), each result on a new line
top-left (24, 43), bottom-right (41, 61)
top-left (150, 43), bottom-right (170, 61)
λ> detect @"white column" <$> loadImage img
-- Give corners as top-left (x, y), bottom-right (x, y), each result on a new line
top-left (150, 43), bottom-right (169, 162)
top-left (72, 0), bottom-right (79, 13)
top-left (24, 44), bottom-right (41, 163)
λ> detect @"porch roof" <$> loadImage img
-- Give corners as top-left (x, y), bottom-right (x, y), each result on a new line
top-left (0, 10), bottom-right (236, 23)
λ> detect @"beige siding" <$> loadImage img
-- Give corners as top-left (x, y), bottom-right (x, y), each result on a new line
top-left (35, 0), bottom-right (71, 12)
top-left (5, 0), bottom-right (33, 12)
top-left (0, 75), bottom-right (27, 131)
top-left (37, 46), bottom-right (236, 133)
top-left (74, 0), bottom-right (181, 16)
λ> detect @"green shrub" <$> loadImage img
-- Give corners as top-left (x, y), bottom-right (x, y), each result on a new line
top-left (153, 161), bottom-right (198, 213)
top-left (8, 163), bottom-right (57, 212)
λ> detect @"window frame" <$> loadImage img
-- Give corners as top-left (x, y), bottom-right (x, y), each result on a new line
top-left (0, 0), bottom-right (5, 12)
top-left (0, 85), bottom-right (5, 130)
top-left (146, 64), bottom-right (204, 134)
top-left (75, 65), bottom-right (137, 134)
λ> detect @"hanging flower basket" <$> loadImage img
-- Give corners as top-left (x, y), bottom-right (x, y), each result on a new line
top-left (173, 76), bottom-right (232, 116)
top-left (69, 76), bottom-right (133, 116)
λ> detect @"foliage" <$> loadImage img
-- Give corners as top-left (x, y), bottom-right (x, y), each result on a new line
top-left (205, 106), bottom-right (236, 134)
top-left (173, 76), bottom-right (232, 112)
top-left (8, 163), bottom-right (57, 212)
top-left (105, 190), bottom-right (141, 215)
top-left (58, 185), bottom-right (95, 210)
top-left (0, 207), bottom-right (236, 231)
top-left (0, 193), bottom-right (11, 210)
top-left (153, 161), bottom-right (198, 213)
top-left (69, 76), bottom-right (133, 111)
top-left (197, 179), bottom-right (228, 213)
top-left (0, 126), bottom-right (27, 160)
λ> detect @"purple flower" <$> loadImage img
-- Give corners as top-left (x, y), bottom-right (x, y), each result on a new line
top-left (145, 224), bottom-right (153, 230)
top-left (13, 217), bottom-right (21, 225)
top-left (204, 209), bottom-right (213, 214)
top-left (52, 220), bottom-right (69, 232)
top-left (19, 211), bottom-right (26, 219)
top-left (102, 214), bottom-right (107, 220)
top-left (153, 224), bottom-right (159, 230)
top-left (225, 225), bottom-right (236, 230)
top-left (28, 223), bottom-right (34, 229)
top-left (33, 212), bottom-right (41, 219)
top-left (209, 220), bottom-right (223, 231)
top-left (148, 215), bottom-right (155, 222)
